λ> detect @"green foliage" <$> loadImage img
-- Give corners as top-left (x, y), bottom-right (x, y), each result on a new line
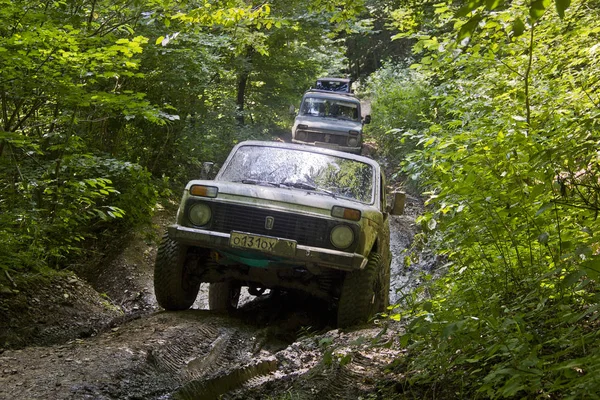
top-left (0, 150), bottom-right (157, 271)
top-left (362, 62), bottom-right (433, 160)
top-left (0, 0), bottom-right (166, 273)
top-left (121, 0), bottom-right (356, 181)
top-left (378, 0), bottom-right (600, 397)
top-left (0, 0), bottom-right (366, 274)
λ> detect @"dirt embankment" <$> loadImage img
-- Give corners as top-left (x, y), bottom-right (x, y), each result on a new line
top-left (0, 193), bottom-right (437, 399)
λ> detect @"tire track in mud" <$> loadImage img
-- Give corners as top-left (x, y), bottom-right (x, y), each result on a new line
top-left (224, 328), bottom-right (405, 400)
top-left (118, 315), bottom-right (287, 400)
top-left (0, 312), bottom-right (288, 400)
top-left (175, 358), bottom-right (277, 400)
top-left (176, 329), bottom-right (273, 398)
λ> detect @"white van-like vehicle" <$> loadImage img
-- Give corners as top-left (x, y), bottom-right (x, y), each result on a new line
top-left (291, 78), bottom-right (371, 154)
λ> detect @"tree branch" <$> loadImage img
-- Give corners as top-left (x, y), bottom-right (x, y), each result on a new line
top-left (524, 23), bottom-right (535, 130)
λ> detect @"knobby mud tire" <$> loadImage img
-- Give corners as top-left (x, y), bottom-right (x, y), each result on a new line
top-left (154, 233), bottom-right (200, 310)
top-left (208, 281), bottom-right (241, 312)
top-left (337, 252), bottom-right (383, 328)
top-left (374, 256), bottom-right (391, 313)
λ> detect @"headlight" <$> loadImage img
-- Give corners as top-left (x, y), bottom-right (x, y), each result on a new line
top-left (348, 137), bottom-right (358, 147)
top-left (296, 130), bottom-right (308, 141)
top-left (188, 203), bottom-right (212, 226)
top-left (330, 225), bottom-right (355, 249)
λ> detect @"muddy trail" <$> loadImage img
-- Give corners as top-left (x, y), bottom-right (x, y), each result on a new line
top-left (0, 194), bottom-right (437, 400)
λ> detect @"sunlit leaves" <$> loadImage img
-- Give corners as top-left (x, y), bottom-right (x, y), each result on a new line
top-left (173, 2), bottom-right (272, 28)
top-left (389, 8), bottom-right (419, 39)
top-left (363, 64), bottom-right (432, 158)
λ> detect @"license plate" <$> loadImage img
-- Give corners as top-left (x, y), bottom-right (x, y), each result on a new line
top-left (229, 231), bottom-right (296, 257)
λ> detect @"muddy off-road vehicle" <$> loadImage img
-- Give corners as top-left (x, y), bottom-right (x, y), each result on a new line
top-left (291, 78), bottom-right (371, 154)
top-left (154, 141), bottom-right (401, 327)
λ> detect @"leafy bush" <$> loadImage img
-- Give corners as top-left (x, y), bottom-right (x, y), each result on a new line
top-left (362, 62), bottom-right (433, 160)
top-left (380, 0), bottom-right (600, 398)
top-left (0, 146), bottom-right (158, 272)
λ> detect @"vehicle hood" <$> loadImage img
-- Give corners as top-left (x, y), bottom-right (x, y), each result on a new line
top-left (294, 115), bottom-right (363, 133)
top-left (180, 180), bottom-right (380, 222)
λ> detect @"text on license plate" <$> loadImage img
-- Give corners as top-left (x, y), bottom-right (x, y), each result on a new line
top-left (229, 231), bottom-right (296, 256)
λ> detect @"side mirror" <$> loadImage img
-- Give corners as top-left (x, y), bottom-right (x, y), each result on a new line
top-left (201, 162), bottom-right (214, 179)
top-left (363, 115), bottom-right (371, 124)
top-left (389, 191), bottom-right (406, 215)
top-left (289, 104), bottom-right (296, 115)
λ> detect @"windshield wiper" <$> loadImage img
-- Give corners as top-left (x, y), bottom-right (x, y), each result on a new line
top-left (236, 179), bottom-right (280, 187)
top-left (281, 181), bottom-right (315, 190)
top-left (280, 180), bottom-right (337, 198)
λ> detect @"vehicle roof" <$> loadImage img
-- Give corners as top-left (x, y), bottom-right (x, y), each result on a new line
top-left (230, 140), bottom-right (380, 169)
top-left (302, 89), bottom-right (359, 100)
top-left (316, 77), bottom-right (351, 83)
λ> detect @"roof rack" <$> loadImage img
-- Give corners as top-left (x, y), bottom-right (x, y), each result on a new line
top-left (303, 88), bottom-right (358, 98)
top-left (314, 77), bottom-right (353, 93)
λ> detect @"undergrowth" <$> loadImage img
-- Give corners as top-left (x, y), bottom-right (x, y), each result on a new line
top-left (375, 1), bottom-right (600, 398)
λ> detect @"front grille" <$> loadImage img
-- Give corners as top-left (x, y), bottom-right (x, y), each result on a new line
top-left (210, 202), bottom-right (334, 249)
top-left (184, 200), bottom-right (360, 252)
top-left (305, 131), bottom-right (348, 146)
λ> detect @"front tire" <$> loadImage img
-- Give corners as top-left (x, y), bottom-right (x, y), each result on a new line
top-left (208, 281), bottom-right (241, 312)
top-left (337, 253), bottom-right (383, 328)
top-left (154, 233), bottom-right (200, 310)
top-left (374, 255), bottom-right (391, 313)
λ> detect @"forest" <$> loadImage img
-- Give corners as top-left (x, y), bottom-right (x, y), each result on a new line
top-left (1, 0), bottom-right (599, 398)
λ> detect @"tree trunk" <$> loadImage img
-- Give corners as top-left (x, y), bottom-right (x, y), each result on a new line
top-left (236, 71), bottom-right (249, 126)
top-left (235, 47), bottom-right (254, 126)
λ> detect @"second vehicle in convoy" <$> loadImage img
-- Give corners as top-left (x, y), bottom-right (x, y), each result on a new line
top-left (291, 77), bottom-right (371, 154)
top-left (154, 141), bottom-right (401, 327)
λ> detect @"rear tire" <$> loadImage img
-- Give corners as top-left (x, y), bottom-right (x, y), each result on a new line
top-left (337, 253), bottom-right (383, 328)
top-left (154, 233), bottom-right (200, 310)
top-left (208, 281), bottom-right (241, 312)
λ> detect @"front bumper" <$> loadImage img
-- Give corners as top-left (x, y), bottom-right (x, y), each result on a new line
top-left (291, 139), bottom-right (362, 154)
top-left (168, 225), bottom-right (367, 271)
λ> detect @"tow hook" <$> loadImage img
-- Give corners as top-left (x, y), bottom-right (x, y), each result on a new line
top-left (248, 286), bottom-right (267, 296)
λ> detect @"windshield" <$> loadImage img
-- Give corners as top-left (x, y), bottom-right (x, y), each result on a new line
top-left (300, 96), bottom-right (359, 121)
top-left (219, 145), bottom-right (374, 204)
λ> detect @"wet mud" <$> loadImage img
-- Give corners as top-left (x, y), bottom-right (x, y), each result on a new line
top-left (0, 194), bottom-right (436, 399)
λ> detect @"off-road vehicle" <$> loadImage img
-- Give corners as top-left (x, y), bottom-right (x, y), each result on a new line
top-left (154, 141), bottom-right (399, 327)
top-left (291, 79), bottom-right (371, 154)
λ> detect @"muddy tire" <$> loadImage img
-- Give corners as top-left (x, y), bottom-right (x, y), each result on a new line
top-left (337, 253), bottom-right (383, 328)
top-left (374, 256), bottom-right (391, 313)
top-left (154, 233), bottom-right (200, 310)
top-left (208, 281), bottom-right (241, 312)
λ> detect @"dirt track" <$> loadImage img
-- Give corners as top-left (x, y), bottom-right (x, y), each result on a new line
top-left (0, 194), bottom-right (434, 399)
